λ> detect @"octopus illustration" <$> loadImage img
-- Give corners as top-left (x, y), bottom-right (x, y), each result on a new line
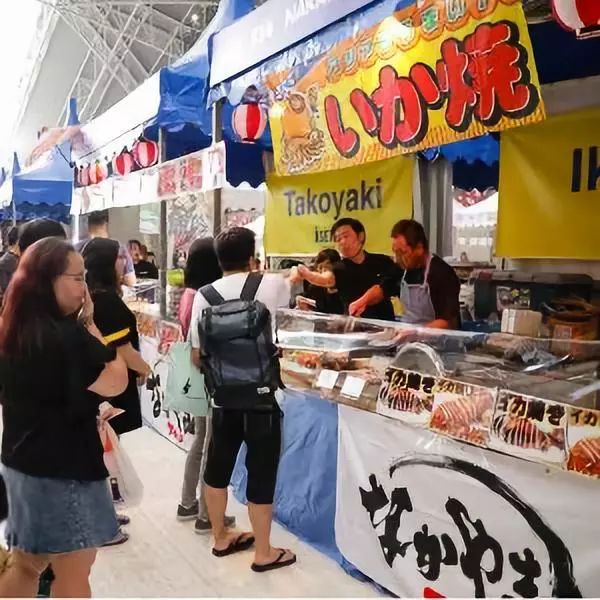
top-left (279, 90), bottom-right (325, 173)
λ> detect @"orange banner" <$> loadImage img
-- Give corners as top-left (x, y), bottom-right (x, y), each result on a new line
top-left (266, 0), bottom-right (545, 176)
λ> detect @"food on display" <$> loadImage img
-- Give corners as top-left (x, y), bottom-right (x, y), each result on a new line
top-left (276, 309), bottom-right (600, 479)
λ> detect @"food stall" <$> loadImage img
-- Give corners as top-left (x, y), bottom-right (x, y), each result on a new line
top-left (229, 308), bottom-right (600, 597)
top-left (203, 0), bottom-right (600, 596)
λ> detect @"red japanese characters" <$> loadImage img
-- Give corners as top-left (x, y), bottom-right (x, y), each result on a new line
top-left (324, 21), bottom-right (540, 156)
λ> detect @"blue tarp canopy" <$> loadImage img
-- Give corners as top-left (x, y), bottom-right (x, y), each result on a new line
top-left (0, 100), bottom-right (78, 222)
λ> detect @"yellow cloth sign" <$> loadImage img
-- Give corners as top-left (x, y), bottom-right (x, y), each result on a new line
top-left (267, 0), bottom-right (544, 176)
top-left (265, 155), bottom-right (413, 255)
top-left (497, 107), bottom-right (600, 259)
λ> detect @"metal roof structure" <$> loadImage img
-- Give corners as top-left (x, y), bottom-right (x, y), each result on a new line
top-left (14, 1), bottom-right (219, 158)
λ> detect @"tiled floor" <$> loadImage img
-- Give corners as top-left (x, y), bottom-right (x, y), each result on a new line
top-left (90, 427), bottom-right (381, 597)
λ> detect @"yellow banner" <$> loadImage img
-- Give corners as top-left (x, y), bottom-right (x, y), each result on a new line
top-left (267, 0), bottom-right (544, 176)
top-left (265, 155), bottom-right (413, 255)
top-left (497, 107), bottom-right (600, 259)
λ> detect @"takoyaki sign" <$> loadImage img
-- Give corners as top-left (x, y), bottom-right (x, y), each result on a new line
top-left (266, 0), bottom-right (544, 176)
top-left (336, 405), bottom-right (600, 597)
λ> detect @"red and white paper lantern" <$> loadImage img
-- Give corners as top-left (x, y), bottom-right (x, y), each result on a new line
top-left (133, 138), bottom-right (159, 168)
top-left (232, 102), bottom-right (267, 142)
top-left (552, 0), bottom-right (600, 37)
top-left (112, 149), bottom-right (135, 177)
top-left (88, 160), bottom-right (109, 185)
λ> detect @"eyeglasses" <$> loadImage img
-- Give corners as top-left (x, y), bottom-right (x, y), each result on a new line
top-left (63, 271), bottom-right (87, 283)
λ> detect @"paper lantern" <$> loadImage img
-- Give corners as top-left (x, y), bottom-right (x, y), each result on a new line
top-left (552, 0), bottom-right (600, 37)
top-left (133, 138), bottom-right (159, 168)
top-left (88, 160), bottom-right (109, 185)
top-left (232, 102), bottom-right (267, 142)
top-left (112, 149), bottom-right (135, 177)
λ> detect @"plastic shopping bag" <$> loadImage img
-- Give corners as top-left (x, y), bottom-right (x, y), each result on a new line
top-left (99, 422), bottom-right (144, 508)
top-left (164, 341), bottom-right (209, 417)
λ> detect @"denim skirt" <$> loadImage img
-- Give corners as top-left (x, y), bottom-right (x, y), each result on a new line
top-left (2, 465), bottom-right (118, 554)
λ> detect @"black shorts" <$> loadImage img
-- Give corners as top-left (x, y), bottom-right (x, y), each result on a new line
top-left (203, 407), bottom-right (282, 505)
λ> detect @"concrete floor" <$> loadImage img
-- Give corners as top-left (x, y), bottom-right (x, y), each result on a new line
top-left (90, 427), bottom-right (381, 597)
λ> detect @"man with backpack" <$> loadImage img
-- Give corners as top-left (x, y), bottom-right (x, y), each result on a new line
top-left (189, 227), bottom-right (296, 573)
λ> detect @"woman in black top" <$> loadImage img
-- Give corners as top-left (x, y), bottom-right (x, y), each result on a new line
top-left (0, 238), bottom-right (127, 598)
top-left (82, 238), bottom-right (151, 436)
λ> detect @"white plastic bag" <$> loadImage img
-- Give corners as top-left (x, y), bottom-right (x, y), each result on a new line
top-left (99, 422), bottom-right (144, 508)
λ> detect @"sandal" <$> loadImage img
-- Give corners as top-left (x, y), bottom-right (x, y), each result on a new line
top-left (212, 533), bottom-right (255, 558)
top-left (251, 549), bottom-right (297, 573)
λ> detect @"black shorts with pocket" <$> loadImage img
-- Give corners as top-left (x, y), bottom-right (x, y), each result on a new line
top-left (203, 406), bottom-right (282, 505)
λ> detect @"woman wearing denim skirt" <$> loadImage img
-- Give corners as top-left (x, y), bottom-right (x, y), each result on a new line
top-left (0, 238), bottom-right (128, 598)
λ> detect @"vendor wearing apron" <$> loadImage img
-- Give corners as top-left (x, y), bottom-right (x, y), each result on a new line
top-left (350, 219), bottom-right (460, 329)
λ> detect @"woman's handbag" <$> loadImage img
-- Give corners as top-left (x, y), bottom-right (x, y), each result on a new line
top-left (164, 341), bottom-right (209, 417)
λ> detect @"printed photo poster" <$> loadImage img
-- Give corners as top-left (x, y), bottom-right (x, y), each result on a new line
top-left (167, 192), bottom-right (212, 268)
top-left (430, 378), bottom-right (496, 447)
top-left (265, 0), bottom-right (544, 176)
top-left (336, 404), bottom-right (600, 598)
top-left (138, 319), bottom-right (194, 452)
top-left (376, 367), bottom-right (436, 426)
top-left (489, 390), bottom-right (567, 466)
top-left (566, 407), bottom-right (600, 478)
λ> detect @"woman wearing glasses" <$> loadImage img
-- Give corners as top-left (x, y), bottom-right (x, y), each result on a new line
top-left (0, 237), bottom-right (128, 597)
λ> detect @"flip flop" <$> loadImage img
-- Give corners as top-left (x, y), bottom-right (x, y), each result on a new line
top-left (251, 549), bottom-right (297, 573)
top-left (212, 533), bottom-right (255, 558)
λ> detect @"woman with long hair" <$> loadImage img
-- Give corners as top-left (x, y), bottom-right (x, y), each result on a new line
top-left (82, 238), bottom-right (151, 437)
top-left (175, 238), bottom-right (234, 534)
top-left (0, 238), bottom-right (128, 598)
top-left (178, 238), bottom-right (222, 339)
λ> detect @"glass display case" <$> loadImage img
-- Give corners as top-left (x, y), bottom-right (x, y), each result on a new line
top-left (277, 309), bottom-right (600, 479)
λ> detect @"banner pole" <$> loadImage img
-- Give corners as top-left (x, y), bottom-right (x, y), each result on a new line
top-left (158, 128), bottom-right (168, 319)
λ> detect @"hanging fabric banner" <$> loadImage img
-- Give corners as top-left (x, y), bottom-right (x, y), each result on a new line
top-left (266, 0), bottom-right (544, 176)
top-left (336, 404), bottom-right (600, 597)
top-left (265, 155), bottom-right (413, 255)
top-left (497, 106), bottom-right (600, 259)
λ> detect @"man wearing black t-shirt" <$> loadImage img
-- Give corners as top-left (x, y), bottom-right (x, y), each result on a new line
top-left (294, 218), bottom-right (396, 321)
top-left (350, 219), bottom-right (460, 329)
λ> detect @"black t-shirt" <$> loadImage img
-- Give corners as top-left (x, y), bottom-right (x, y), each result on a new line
top-left (92, 290), bottom-right (142, 435)
top-left (333, 252), bottom-right (396, 321)
top-left (381, 255), bottom-right (461, 327)
top-left (1, 319), bottom-right (115, 481)
top-left (304, 282), bottom-right (344, 315)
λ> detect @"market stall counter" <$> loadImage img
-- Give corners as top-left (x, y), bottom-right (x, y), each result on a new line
top-left (229, 310), bottom-right (600, 597)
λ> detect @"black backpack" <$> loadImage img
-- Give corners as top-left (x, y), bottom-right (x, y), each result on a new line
top-left (198, 273), bottom-right (281, 410)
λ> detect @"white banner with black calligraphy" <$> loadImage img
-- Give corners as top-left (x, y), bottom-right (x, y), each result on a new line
top-left (335, 404), bottom-right (600, 598)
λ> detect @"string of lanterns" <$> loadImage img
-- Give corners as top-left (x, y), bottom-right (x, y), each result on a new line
top-left (75, 137), bottom-right (159, 187)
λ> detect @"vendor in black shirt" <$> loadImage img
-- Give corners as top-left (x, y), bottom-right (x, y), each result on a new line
top-left (350, 219), bottom-right (460, 329)
top-left (293, 218), bottom-right (396, 321)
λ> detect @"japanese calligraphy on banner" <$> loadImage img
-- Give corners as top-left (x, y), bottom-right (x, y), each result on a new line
top-left (137, 317), bottom-right (194, 452)
top-left (265, 155), bottom-right (413, 255)
top-left (497, 106), bottom-right (600, 259)
top-left (158, 152), bottom-right (203, 199)
top-left (336, 404), bottom-right (600, 597)
top-left (266, 0), bottom-right (544, 176)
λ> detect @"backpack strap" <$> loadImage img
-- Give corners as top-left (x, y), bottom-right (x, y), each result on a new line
top-left (199, 284), bottom-right (225, 306)
top-left (240, 272), bottom-right (263, 302)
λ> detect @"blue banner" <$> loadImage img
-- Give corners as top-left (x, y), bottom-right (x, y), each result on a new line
top-left (210, 0), bottom-right (381, 86)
